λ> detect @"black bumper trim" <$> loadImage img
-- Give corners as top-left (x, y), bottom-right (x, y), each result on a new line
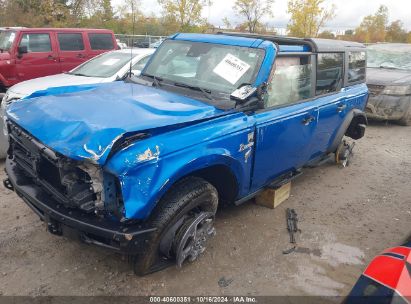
top-left (5, 158), bottom-right (156, 254)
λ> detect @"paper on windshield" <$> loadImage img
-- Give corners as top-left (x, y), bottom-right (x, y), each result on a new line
top-left (102, 58), bottom-right (121, 66)
top-left (213, 54), bottom-right (250, 85)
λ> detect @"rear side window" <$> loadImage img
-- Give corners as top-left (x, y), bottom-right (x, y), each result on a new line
top-left (316, 53), bottom-right (344, 95)
top-left (88, 33), bottom-right (114, 50)
top-left (19, 33), bottom-right (51, 52)
top-left (348, 52), bottom-right (366, 84)
top-left (266, 56), bottom-right (313, 108)
top-left (58, 33), bottom-right (84, 51)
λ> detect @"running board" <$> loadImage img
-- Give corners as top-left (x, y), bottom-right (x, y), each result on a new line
top-left (234, 170), bottom-right (303, 206)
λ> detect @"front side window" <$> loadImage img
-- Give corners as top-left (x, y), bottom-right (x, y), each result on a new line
top-left (19, 33), bottom-right (51, 52)
top-left (266, 56), bottom-right (312, 108)
top-left (0, 30), bottom-right (16, 52)
top-left (88, 33), bottom-right (114, 50)
top-left (316, 53), bottom-right (344, 95)
top-left (69, 51), bottom-right (131, 78)
top-left (58, 33), bottom-right (84, 51)
top-left (143, 40), bottom-right (265, 95)
top-left (348, 52), bottom-right (366, 84)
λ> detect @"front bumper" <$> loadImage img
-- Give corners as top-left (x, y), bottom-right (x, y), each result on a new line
top-left (4, 158), bottom-right (156, 254)
top-left (366, 94), bottom-right (411, 121)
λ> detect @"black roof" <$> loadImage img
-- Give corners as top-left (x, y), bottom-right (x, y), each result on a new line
top-left (218, 32), bottom-right (366, 53)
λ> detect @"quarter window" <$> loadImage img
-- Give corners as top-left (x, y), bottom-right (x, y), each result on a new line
top-left (266, 56), bottom-right (313, 108)
top-left (316, 53), bottom-right (344, 95)
top-left (19, 33), bottom-right (51, 53)
top-left (348, 52), bottom-right (366, 84)
top-left (88, 33), bottom-right (114, 50)
top-left (132, 55), bottom-right (151, 71)
top-left (58, 33), bottom-right (84, 51)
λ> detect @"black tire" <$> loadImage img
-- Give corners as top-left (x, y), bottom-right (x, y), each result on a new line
top-left (131, 176), bottom-right (218, 276)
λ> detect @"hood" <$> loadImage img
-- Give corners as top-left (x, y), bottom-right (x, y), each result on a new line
top-left (6, 82), bottom-right (224, 165)
top-left (367, 67), bottom-right (411, 86)
top-left (0, 52), bottom-right (11, 61)
top-left (8, 73), bottom-right (108, 97)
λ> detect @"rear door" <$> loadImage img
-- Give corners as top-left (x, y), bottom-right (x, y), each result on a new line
top-left (86, 32), bottom-right (115, 58)
top-left (313, 53), bottom-right (348, 155)
top-left (15, 31), bottom-right (60, 81)
top-left (251, 54), bottom-right (319, 191)
top-left (57, 32), bottom-right (88, 72)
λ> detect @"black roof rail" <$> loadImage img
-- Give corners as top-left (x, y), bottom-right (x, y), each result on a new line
top-left (217, 31), bottom-right (366, 53)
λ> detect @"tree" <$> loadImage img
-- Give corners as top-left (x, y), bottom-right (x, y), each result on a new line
top-left (386, 20), bottom-right (407, 43)
top-left (318, 30), bottom-right (335, 39)
top-left (287, 0), bottom-right (335, 37)
top-left (233, 0), bottom-right (274, 33)
top-left (354, 5), bottom-right (388, 43)
top-left (158, 0), bottom-right (208, 31)
top-left (222, 16), bottom-right (232, 29)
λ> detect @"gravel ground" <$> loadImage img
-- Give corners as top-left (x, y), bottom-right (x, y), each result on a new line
top-left (0, 122), bottom-right (410, 297)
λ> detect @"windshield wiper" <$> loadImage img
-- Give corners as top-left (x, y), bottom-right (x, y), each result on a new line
top-left (69, 72), bottom-right (92, 77)
top-left (141, 73), bottom-right (163, 87)
top-left (173, 82), bottom-right (214, 101)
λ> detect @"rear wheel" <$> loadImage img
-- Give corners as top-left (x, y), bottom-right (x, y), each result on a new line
top-left (131, 177), bottom-right (218, 276)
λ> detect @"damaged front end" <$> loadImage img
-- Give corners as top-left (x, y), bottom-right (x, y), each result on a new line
top-left (4, 120), bottom-right (155, 253)
top-left (7, 120), bottom-right (124, 218)
top-left (366, 84), bottom-right (411, 122)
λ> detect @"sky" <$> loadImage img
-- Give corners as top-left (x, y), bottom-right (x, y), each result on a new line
top-left (113, 0), bottom-right (411, 32)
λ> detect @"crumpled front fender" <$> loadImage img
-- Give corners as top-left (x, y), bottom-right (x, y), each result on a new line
top-left (104, 113), bottom-right (255, 220)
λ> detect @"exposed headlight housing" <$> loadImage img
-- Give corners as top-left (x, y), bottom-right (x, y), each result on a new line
top-left (382, 85), bottom-right (411, 96)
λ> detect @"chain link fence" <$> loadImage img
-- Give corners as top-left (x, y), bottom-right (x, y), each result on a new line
top-left (114, 34), bottom-right (167, 48)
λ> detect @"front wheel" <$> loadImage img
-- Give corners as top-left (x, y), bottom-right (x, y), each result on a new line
top-left (131, 177), bottom-right (218, 276)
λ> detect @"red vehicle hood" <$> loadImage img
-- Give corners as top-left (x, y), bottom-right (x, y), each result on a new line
top-left (0, 52), bottom-right (11, 61)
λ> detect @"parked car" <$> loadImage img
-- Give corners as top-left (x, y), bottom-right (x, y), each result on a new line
top-left (0, 27), bottom-right (118, 92)
top-left (0, 48), bottom-right (155, 159)
top-left (366, 43), bottom-right (411, 125)
top-left (3, 33), bottom-right (368, 275)
top-left (345, 240), bottom-right (411, 303)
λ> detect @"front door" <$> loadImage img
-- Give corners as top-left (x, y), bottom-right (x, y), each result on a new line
top-left (251, 55), bottom-right (319, 191)
top-left (15, 32), bottom-right (60, 81)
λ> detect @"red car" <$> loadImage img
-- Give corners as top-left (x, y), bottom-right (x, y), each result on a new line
top-left (346, 242), bottom-right (411, 304)
top-left (0, 28), bottom-right (118, 92)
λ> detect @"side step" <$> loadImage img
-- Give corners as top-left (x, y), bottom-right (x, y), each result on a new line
top-left (234, 170), bottom-right (302, 206)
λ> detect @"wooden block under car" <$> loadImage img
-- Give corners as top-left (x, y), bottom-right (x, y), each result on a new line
top-left (255, 182), bottom-right (291, 209)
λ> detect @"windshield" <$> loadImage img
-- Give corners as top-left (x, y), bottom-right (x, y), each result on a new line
top-left (69, 51), bottom-right (132, 78)
top-left (143, 40), bottom-right (265, 94)
top-left (367, 44), bottom-right (411, 71)
top-left (0, 30), bottom-right (16, 52)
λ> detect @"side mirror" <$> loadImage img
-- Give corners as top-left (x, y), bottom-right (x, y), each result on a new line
top-left (17, 46), bottom-right (28, 58)
top-left (131, 69), bottom-right (142, 77)
top-left (230, 85), bottom-right (257, 102)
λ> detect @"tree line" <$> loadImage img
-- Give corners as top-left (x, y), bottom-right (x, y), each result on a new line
top-left (0, 0), bottom-right (410, 43)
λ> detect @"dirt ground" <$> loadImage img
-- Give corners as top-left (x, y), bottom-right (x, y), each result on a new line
top-left (0, 121), bottom-right (410, 297)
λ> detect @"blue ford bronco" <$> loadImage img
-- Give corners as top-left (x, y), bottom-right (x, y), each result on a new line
top-left (3, 33), bottom-right (368, 275)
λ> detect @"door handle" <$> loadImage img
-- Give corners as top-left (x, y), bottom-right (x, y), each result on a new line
top-left (76, 53), bottom-right (84, 58)
top-left (302, 116), bottom-right (315, 126)
top-left (337, 104), bottom-right (347, 113)
top-left (47, 55), bottom-right (56, 61)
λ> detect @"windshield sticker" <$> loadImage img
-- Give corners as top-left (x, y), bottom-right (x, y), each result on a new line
top-left (213, 54), bottom-right (250, 85)
top-left (102, 58), bottom-right (121, 66)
